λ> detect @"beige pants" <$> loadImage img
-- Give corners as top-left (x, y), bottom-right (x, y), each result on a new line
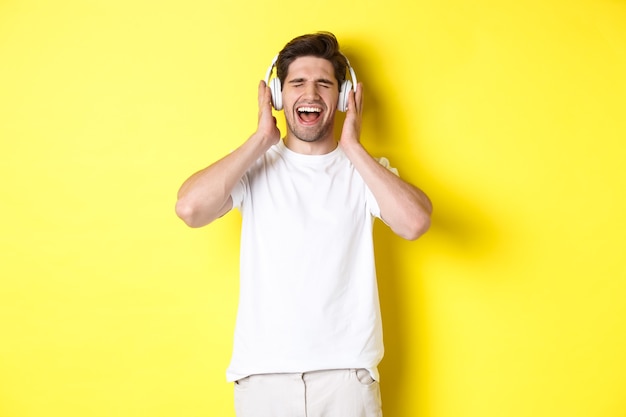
top-left (234, 369), bottom-right (382, 417)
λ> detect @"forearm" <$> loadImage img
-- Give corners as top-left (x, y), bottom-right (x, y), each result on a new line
top-left (342, 141), bottom-right (432, 240)
top-left (175, 133), bottom-right (273, 227)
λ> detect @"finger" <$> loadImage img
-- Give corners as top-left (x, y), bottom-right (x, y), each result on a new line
top-left (258, 80), bottom-right (264, 108)
top-left (258, 80), bottom-right (272, 110)
top-left (354, 82), bottom-right (363, 115)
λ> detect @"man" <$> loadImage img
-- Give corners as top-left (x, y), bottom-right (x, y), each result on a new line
top-left (175, 32), bottom-right (432, 417)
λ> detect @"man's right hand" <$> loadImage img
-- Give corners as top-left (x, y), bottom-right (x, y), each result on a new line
top-left (175, 81), bottom-right (281, 228)
top-left (255, 80), bottom-right (281, 147)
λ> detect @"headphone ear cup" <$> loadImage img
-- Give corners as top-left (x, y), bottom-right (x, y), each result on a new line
top-left (270, 77), bottom-right (283, 110)
top-left (338, 80), bottom-right (352, 112)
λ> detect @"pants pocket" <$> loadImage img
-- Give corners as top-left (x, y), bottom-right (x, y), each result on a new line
top-left (355, 368), bottom-right (375, 385)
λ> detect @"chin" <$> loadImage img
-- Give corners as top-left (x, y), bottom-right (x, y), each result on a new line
top-left (288, 123), bottom-right (333, 144)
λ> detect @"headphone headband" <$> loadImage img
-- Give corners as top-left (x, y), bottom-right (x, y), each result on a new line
top-left (265, 53), bottom-right (357, 91)
top-left (264, 54), bottom-right (279, 86)
top-left (265, 53), bottom-right (357, 111)
top-left (343, 56), bottom-right (358, 93)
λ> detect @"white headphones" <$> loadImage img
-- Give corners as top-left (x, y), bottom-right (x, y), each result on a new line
top-left (264, 53), bottom-right (358, 112)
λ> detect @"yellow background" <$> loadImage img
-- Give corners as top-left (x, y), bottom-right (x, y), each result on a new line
top-left (1, 0), bottom-right (625, 416)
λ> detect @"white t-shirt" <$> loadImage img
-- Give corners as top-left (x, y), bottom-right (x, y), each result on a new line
top-left (227, 140), bottom-right (391, 382)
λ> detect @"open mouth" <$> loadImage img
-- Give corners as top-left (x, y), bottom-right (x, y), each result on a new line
top-left (297, 106), bottom-right (322, 124)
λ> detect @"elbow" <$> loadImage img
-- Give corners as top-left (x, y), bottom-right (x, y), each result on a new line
top-left (396, 210), bottom-right (431, 241)
top-left (175, 199), bottom-right (205, 228)
top-left (175, 195), bottom-right (227, 228)
top-left (383, 201), bottom-right (433, 240)
top-left (400, 192), bottom-right (433, 240)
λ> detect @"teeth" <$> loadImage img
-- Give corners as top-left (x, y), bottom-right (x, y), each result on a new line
top-left (297, 107), bottom-right (322, 113)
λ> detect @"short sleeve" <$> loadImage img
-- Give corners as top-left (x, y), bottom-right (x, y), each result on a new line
top-left (230, 174), bottom-right (248, 211)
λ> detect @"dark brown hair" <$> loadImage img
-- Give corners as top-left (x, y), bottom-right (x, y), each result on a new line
top-left (276, 32), bottom-right (348, 91)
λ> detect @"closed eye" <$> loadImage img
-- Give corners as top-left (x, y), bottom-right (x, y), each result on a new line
top-left (288, 79), bottom-right (306, 88)
top-left (287, 79), bottom-right (336, 89)
top-left (317, 79), bottom-right (334, 88)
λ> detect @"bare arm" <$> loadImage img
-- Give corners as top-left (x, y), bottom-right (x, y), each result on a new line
top-left (175, 81), bottom-right (280, 228)
top-left (339, 83), bottom-right (432, 240)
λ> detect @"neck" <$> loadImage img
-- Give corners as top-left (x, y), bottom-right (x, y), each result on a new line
top-left (283, 135), bottom-right (338, 155)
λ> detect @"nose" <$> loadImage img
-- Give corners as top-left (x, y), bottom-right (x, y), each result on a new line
top-left (303, 82), bottom-right (320, 99)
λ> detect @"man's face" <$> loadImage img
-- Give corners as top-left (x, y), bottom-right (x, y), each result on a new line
top-left (281, 56), bottom-right (339, 143)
